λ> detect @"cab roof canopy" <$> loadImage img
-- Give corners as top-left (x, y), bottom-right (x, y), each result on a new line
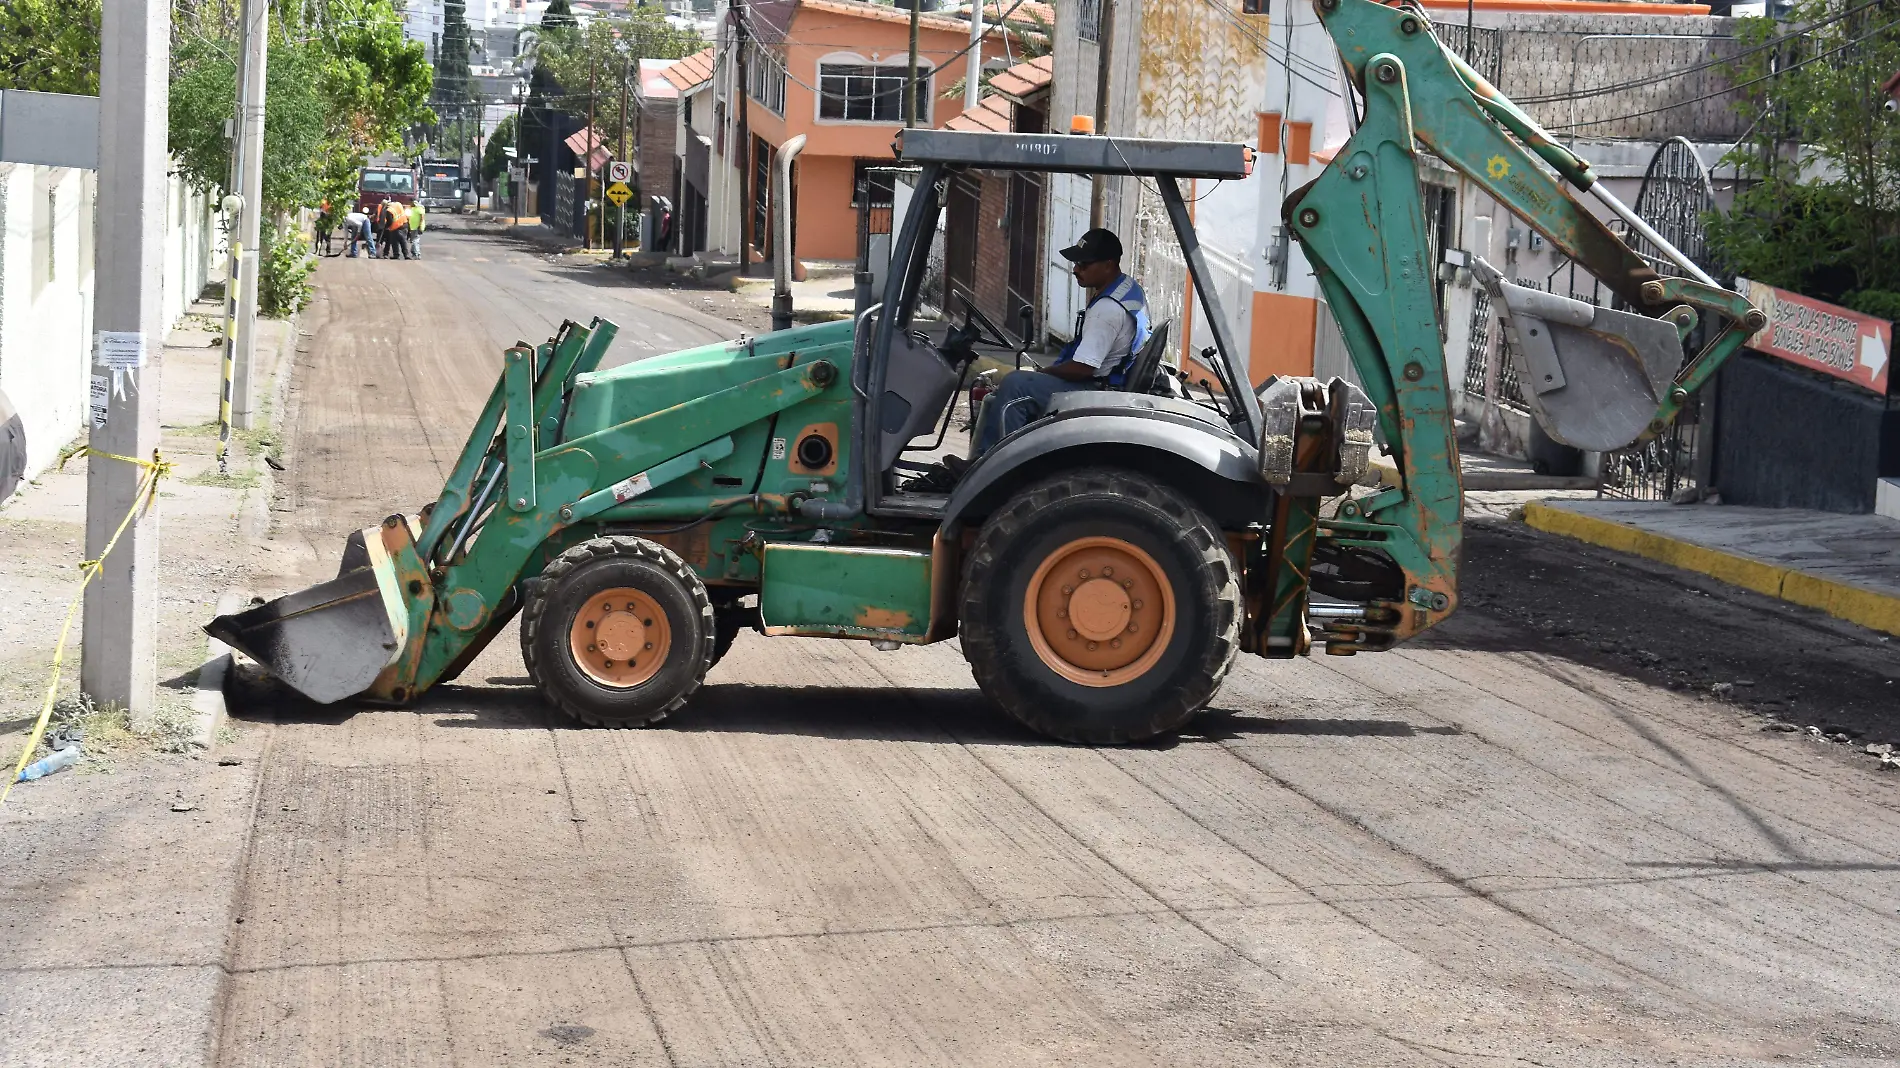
top-left (893, 129), bottom-right (1252, 181)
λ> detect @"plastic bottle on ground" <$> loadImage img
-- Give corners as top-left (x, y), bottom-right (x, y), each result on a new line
top-left (17, 746), bottom-right (82, 782)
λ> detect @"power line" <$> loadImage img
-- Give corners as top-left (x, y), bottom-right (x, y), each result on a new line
top-left (733, 0), bottom-right (1036, 108)
top-left (1511, 0), bottom-right (1887, 105)
top-left (1548, 14), bottom-right (1900, 131)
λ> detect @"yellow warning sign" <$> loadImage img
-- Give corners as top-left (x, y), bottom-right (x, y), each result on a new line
top-left (605, 181), bottom-right (632, 207)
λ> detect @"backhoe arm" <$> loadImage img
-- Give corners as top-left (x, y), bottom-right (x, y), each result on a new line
top-left (1271, 0), bottom-right (1762, 655)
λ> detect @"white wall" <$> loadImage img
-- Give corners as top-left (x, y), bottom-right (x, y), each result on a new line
top-left (0, 162), bottom-right (216, 494)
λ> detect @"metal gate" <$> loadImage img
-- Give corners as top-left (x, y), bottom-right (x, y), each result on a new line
top-left (1599, 137), bottom-right (1719, 501)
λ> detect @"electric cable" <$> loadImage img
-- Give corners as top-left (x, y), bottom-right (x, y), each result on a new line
top-left (1510, 0), bottom-right (1885, 104)
top-left (1548, 14), bottom-right (1900, 131)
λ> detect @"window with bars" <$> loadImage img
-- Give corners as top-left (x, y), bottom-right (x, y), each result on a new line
top-left (818, 63), bottom-right (927, 124)
top-left (747, 43), bottom-right (786, 116)
top-left (1078, 0), bottom-right (1102, 42)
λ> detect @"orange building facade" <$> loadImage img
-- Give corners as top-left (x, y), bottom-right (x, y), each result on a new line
top-left (742, 0), bottom-right (1017, 262)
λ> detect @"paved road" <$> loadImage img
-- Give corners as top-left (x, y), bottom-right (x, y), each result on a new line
top-left (221, 217), bottom-right (1900, 1067)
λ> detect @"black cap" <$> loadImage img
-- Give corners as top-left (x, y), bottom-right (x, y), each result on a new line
top-left (1059, 228), bottom-right (1123, 264)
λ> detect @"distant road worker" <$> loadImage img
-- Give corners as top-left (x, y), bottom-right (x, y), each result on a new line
top-left (344, 206), bottom-right (371, 258)
top-left (381, 199), bottom-right (409, 260)
top-left (406, 201), bottom-right (426, 259)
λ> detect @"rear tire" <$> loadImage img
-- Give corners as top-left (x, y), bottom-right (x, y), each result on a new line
top-left (521, 536), bottom-right (714, 727)
top-left (960, 468), bottom-right (1240, 744)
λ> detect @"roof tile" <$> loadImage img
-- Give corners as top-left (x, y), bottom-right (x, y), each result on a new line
top-left (660, 47), bottom-right (715, 92)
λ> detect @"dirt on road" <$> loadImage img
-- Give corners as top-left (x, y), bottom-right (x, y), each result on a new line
top-left (212, 218), bottom-right (1900, 1067)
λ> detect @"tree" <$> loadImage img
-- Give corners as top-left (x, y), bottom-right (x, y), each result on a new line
top-left (169, 36), bottom-right (328, 210)
top-left (542, 0), bottom-right (579, 31)
top-left (535, 10), bottom-right (705, 145)
top-left (1708, 1), bottom-right (1900, 313)
top-left (433, 0), bottom-right (478, 153)
top-left (169, 0), bottom-right (433, 212)
top-left (0, 0), bottom-right (101, 95)
top-left (482, 114), bottom-right (517, 183)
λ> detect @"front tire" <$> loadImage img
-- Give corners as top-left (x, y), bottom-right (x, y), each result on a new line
top-left (521, 536), bottom-right (714, 726)
top-left (960, 468), bottom-right (1240, 744)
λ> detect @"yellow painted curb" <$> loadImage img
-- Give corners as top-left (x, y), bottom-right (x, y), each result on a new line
top-left (1521, 500), bottom-right (1900, 638)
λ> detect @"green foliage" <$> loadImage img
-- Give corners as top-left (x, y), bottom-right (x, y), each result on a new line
top-left (938, 11), bottom-right (1053, 102)
top-left (535, 11), bottom-right (704, 143)
top-left (259, 226), bottom-right (314, 318)
top-left (169, 37), bottom-right (328, 210)
top-left (0, 0), bottom-right (101, 95)
top-left (483, 115), bottom-right (518, 182)
top-left (170, 0), bottom-right (432, 215)
top-left (542, 0), bottom-right (579, 30)
top-left (1840, 288), bottom-right (1900, 319)
top-left (1707, 3), bottom-right (1900, 302)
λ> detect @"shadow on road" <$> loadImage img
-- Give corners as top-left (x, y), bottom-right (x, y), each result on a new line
top-left (228, 670), bottom-right (1465, 749)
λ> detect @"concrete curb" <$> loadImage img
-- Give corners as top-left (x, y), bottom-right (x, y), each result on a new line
top-left (191, 589), bottom-right (246, 749)
top-left (1522, 500), bottom-right (1900, 638)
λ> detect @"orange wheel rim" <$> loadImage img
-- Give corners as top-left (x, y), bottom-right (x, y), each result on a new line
top-left (570, 587), bottom-right (671, 687)
top-left (1022, 536), bottom-right (1175, 688)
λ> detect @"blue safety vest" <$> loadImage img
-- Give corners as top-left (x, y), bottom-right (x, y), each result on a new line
top-left (1054, 274), bottom-right (1151, 385)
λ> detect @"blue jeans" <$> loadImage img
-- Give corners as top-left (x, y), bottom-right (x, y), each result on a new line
top-left (973, 370), bottom-right (1098, 456)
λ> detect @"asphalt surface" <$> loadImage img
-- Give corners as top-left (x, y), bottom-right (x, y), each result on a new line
top-left (219, 216), bottom-right (1900, 1067)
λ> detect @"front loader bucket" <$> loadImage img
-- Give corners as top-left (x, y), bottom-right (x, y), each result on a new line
top-left (205, 528), bottom-right (414, 705)
top-left (1478, 261), bottom-right (1682, 452)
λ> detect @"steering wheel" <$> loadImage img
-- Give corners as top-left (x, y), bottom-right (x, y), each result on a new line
top-left (958, 295), bottom-right (1015, 351)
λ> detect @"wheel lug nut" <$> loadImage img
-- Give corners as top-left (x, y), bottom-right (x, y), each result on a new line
top-left (1078, 569), bottom-right (1089, 579)
top-left (1123, 580), bottom-right (1133, 590)
top-left (603, 660), bottom-right (613, 667)
top-left (588, 643), bottom-right (597, 652)
top-left (1102, 567), bottom-right (1113, 577)
top-left (1061, 585), bottom-right (1073, 594)
top-left (585, 620), bottom-right (595, 629)
top-left (1087, 641), bottom-right (1098, 651)
top-left (1067, 629), bottom-right (1078, 640)
top-left (1132, 600), bottom-right (1143, 610)
top-left (1110, 638), bottom-right (1122, 649)
top-left (1127, 623), bottom-right (1138, 633)
top-left (643, 618), bottom-right (653, 626)
top-left (644, 642), bottom-right (654, 650)
top-left (1057, 609), bottom-right (1067, 619)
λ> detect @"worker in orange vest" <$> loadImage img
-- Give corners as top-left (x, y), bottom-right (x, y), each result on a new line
top-left (381, 199), bottom-right (409, 260)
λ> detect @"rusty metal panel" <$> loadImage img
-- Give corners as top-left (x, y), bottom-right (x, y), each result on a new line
top-left (760, 544), bottom-right (933, 640)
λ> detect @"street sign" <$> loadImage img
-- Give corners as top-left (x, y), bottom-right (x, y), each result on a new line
top-left (605, 181), bottom-right (632, 207)
top-left (607, 160), bottom-right (632, 184)
top-left (1737, 278), bottom-right (1891, 395)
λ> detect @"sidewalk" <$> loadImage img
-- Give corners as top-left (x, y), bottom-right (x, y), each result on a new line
top-left (1524, 498), bottom-right (1900, 638)
top-left (0, 295), bottom-right (295, 1065)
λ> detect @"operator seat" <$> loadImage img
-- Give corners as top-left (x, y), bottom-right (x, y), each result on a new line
top-left (1119, 319), bottom-right (1175, 395)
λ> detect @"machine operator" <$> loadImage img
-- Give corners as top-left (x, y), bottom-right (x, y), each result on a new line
top-left (911, 228), bottom-right (1150, 491)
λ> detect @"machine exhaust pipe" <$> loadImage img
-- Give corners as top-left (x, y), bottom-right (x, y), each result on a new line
top-left (771, 134), bottom-right (807, 332)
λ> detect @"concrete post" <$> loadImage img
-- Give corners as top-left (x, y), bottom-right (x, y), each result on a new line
top-left (966, 0), bottom-right (985, 111)
top-left (83, 0), bottom-right (169, 722)
top-left (231, 0), bottom-right (269, 429)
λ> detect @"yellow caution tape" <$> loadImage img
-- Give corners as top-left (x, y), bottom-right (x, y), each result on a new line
top-left (2, 449), bottom-right (169, 803)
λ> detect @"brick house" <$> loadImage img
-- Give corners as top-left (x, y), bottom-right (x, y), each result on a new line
top-left (941, 55), bottom-right (1053, 344)
top-left (633, 57), bottom-right (681, 217)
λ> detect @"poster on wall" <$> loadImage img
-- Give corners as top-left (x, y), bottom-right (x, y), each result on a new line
top-left (1736, 278), bottom-right (1890, 396)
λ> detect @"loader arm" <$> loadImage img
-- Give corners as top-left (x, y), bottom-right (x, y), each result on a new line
top-left (1274, 0), bottom-right (1763, 652)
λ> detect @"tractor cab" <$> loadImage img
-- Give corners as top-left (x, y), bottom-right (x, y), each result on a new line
top-left (858, 130), bottom-right (1270, 526)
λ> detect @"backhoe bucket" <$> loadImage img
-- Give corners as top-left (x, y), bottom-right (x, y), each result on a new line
top-left (1477, 261), bottom-right (1682, 452)
top-left (205, 526), bottom-right (413, 704)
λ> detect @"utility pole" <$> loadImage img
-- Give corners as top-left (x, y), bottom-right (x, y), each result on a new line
top-left (905, 0), bottom-right (922, 128)
top-left (230, 0), bottom-right (269, 429)
top-left (616, 53), bottom-right (630, 258)
top-left (1089, 0), bottom-right (1116, 227)
top-left (84, 0), bottom-right (169, 722)
top-left (586, 48), bottom-right (598, 249)
top-left (966, 0), bottom-right (985, 111)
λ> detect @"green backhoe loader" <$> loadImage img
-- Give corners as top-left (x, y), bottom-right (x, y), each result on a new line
top-left (209, 0), bottom-right (1764, 743)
